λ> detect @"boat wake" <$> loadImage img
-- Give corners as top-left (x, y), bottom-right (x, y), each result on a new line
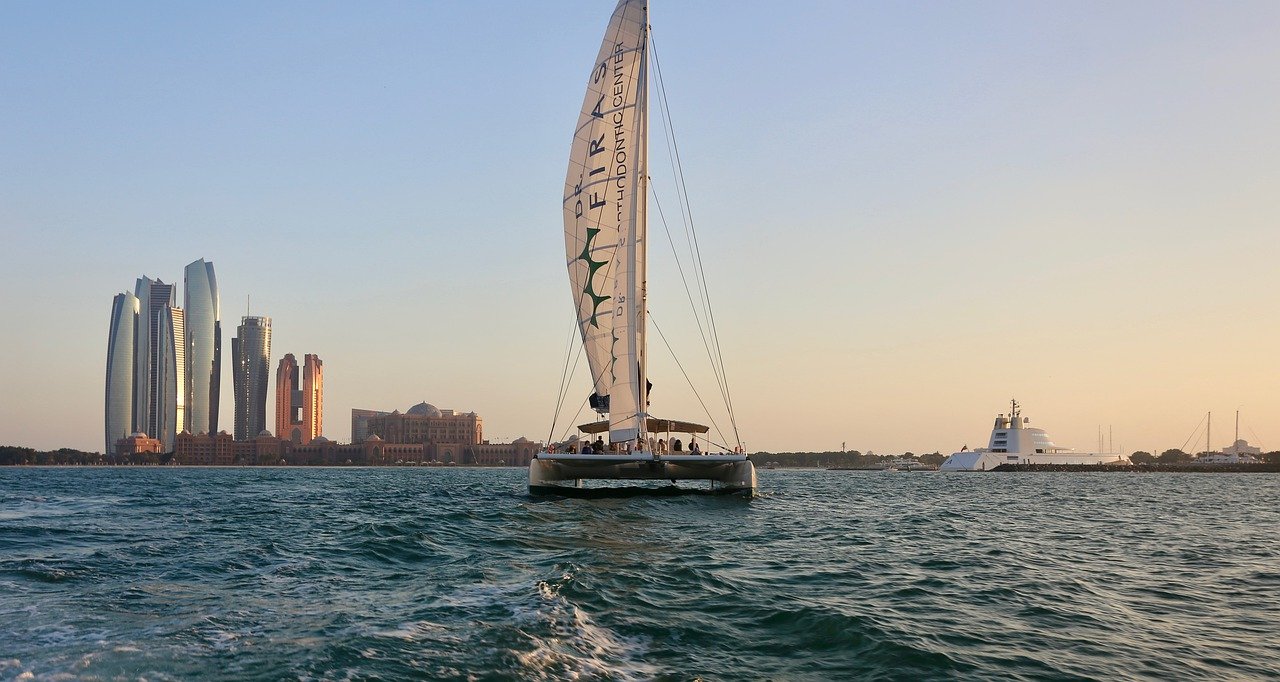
top-left (514, 571), bottom-right (657, 681)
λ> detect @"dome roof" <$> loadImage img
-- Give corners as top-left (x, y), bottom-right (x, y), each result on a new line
top-left (258, 429), bottom-right (273, 437)
top-left (514, 437), bottom-right (529, 443)
top-left (407, 402), bottom-right (442, 418)
top-left (313, 435), bottom-right (330, 444)
top-left (364, 434), bottom-right (383, 442)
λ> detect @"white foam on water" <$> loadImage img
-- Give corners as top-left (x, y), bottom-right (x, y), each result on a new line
top-left (513, 574), bottom-right (657, 682)
top-left (373, 620), bottom-right (464, 645)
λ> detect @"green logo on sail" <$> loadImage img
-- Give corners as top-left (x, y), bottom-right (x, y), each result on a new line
top-left (579, 227), bottom-right (611, 328)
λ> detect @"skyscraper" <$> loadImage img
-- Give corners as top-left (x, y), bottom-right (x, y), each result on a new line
top-left (275, 354), bottom-right (299, 442)
top-left (105, 291), bottom-right (139, 453)
top-left (232, 316), bottom-right (271, 440)
top-left (184, 259), bottom-right (221, 435)
top-left (303, 354), bottom-right (323, 443)
top-left (158, 306), bottom-right (186, 451)
top-left (133, 277), bottom-right (185, 450)
top-left (275, 352), bottom-right (323, 444)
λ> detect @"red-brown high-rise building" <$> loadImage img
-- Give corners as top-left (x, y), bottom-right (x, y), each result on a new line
top-left (274, 352), bottom-right (323, 444)
top-left (274, 354), bottom-right (298, 442)
top-left (303, 354), bottom-right (323, 444)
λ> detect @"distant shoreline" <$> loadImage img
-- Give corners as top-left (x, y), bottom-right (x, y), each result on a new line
top-left (812, 464), bottom-right (1280, 473)
top-left (0, 463), bottom-right (526, 469)
top-left (991, 463), bottom-right (1280, 473)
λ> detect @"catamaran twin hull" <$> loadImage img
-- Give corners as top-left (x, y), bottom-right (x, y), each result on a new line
top-left (529, 452), bottom-right (757, 495)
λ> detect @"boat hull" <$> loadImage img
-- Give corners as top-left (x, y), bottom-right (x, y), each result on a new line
top-left (529, 452), bottom-right (757, 495)
top-left (940, 451), bottom-right (1126, 471)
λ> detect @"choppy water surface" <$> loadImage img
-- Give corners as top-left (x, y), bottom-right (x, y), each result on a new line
top-left (1, 468), bottom-right (1277, 680)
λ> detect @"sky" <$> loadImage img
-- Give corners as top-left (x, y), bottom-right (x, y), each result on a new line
top-left (1, 1), bottom-right (1277, 456)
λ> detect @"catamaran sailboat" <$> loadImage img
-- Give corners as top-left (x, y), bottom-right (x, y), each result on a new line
top-left (528, 0), bottom-right (756, 494)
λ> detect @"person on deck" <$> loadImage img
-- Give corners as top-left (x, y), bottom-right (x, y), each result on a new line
top-left (672, 438), bottom-right (682, 452)
top-left (690, 441), bottom-right (701, 455)
top-left (594, 437), bottom-right (605, 454)
top-left (657, 439), bottom-right (666, 454)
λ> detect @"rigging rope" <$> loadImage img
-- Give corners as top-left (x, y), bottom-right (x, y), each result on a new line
top-left (548, 315), bottom-right (589, 446)
top-left (649, 32), bottom-right (741, 448)
top-left (649, 312), bottom-right (729, 447)
top-left (1177, 413), bottom-right (1209, 455)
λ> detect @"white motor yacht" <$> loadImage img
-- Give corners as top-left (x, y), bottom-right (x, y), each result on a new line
top-left (940, 400), bottom-right (1128, 471)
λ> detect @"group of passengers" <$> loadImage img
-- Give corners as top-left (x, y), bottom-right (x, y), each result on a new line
top-left (550, 436), bottom-right (723, 455)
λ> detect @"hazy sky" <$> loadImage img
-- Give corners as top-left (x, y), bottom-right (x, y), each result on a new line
top-left (2, 1), bottom-right (1277, 455)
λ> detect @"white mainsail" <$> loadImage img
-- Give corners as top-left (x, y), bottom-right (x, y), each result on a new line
top-left (563, 0), bottom-right (648, 443)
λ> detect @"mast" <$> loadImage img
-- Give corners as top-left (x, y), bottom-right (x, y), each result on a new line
top-left (635, 8), bottom-right (650, 442)
top-left (606, 0), bottom-right (648, 445)
top-left (1207, 411), bottom-right (1211, 455)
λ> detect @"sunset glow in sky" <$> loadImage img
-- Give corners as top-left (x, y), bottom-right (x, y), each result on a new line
top-left (1, 1), bottom-right (1277, 454)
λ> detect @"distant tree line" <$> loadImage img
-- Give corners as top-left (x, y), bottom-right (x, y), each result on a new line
top-left (753, 450), bottom-right (946, 468)
top-left (755, 448), bottom-right (1280, 469)
top-left (1129, 449), bottom-right (1280, 465)
top-left (0, 446), bottom-right (172, 466)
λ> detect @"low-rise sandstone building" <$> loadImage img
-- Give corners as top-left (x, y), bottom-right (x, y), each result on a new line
top-left (115, 432), bottom-right (163, 458)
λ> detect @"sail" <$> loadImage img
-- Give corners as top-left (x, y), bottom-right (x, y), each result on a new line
top-left (563, 0), bottom-right (648, 442)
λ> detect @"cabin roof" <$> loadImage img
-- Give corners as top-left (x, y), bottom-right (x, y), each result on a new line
top-left (576, 417), bottom-right (710, 435)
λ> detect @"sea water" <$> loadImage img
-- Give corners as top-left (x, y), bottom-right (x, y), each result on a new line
top-left (1, 467), bottom-right (1277, 680)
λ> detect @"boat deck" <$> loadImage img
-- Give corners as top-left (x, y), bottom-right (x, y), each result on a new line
top-left (529, 451), bottom-right (756, 494)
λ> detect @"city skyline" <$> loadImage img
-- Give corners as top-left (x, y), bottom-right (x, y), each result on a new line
top-left (2, 2), bottom-right (1278, 455)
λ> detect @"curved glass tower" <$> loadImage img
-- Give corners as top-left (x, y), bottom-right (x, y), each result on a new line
top-left (158, 306), bottom-right (186, 451)
top-left (134, 277), bottom-right (180, 446)
top-left (105, 292), bottom-right (140, 453)
top-left (232, 316), bottom-right (272, 440)
top-left (184, 259), bottom-right (221, 435)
